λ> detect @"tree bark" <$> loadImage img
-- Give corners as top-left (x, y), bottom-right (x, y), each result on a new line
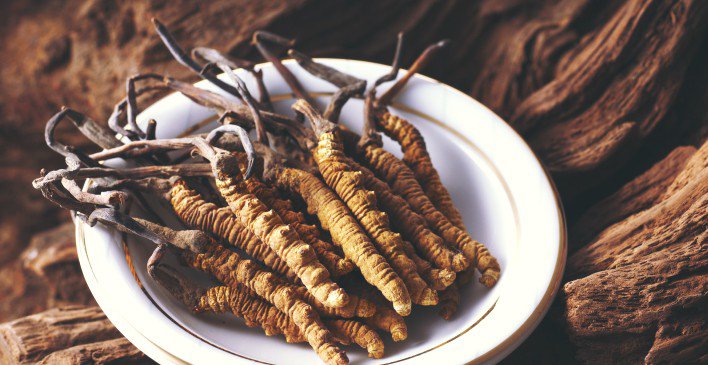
top-left (0, 306), bottom-right (151, 364)
top-left (562, 141), bottom-right (708, 364)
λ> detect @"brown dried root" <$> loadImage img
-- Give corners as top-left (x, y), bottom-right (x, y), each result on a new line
top-left (325, 320), bottom-right (384, 359)
top-left (293, 100), bottom-right (416, 314)
top-left (169, 179), bottom-right (296, 280)
top-left (184, 243), bottom-right (347, 365)
top-left (351, 158), bottom-right (468, 272)
top-left (206, 129), bottom-right (349, 309)
top-left (195, 284), bottom-right (305, 343)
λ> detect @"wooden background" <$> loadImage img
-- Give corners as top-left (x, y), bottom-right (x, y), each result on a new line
top-left (0, 0), bottom-right (705, 363)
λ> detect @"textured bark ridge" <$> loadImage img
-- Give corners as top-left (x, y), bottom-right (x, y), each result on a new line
top-left (0, 306), bottom-right (150, 364)
top-left (562, 142), bottom-right (708, 364)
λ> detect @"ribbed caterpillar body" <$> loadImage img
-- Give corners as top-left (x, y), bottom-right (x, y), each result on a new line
top-left (274, 166), bottom-right (409, 317)
top-left (359, 143), bottom-right (500, 287)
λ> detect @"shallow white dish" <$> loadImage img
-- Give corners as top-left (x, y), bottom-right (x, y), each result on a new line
top-left (76, 59), bottom-right (566, 365)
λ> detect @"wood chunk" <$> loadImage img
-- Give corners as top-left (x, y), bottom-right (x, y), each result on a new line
top-left (570, 146), bottom-right (696, 249)
top-left (562, 142), bottom-right (708, 363)
top-left (0, 306), bottom-right (150, 364)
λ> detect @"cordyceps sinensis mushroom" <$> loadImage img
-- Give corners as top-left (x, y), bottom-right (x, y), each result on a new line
top-left (159, 259), bottom-right (384, 358)
top-left (169, 179), bottom-right (297, 281)
top-left (184, 239), bottom-right (347, 364)
top-left (362, 38), bottom-right (500, 287)
top-left (89, 124), bottom-right (351, 309)
top-left (293, 99), bottom-right (418, 314)
top-left (150, 265), bottom-right (306, 343)
top-left (287, 46), bottom-right (468, 275)
top-left (204, 126), bottom-right (349, 309)
top-left (210, 68), bottom-right (354, 279)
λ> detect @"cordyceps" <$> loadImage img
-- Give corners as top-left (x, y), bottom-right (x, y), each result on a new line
top-left (351, 57), bottom-right (500, 287)
top-left (231, 153), bottom-right (354, 279)
top-left (196, 283), bottom-right (384, 358)
top-left (208, 147), bottom-right (350, 309)
top-left (170, 179), bottom-right (296, 281)
top-left (374, 40), bottom-right (466, 231)
top-left (294, 99), bottom-right (437, 314)
top-left (350, 158), bottom-right (468, 273)
top-left (272, 162), bottom-right (409, 315)
top-left (184, 242), bottom-right (347, 364)
top-left (326, 320), bottom-right (385, 359)
top-left (195, 284), bottom-right (305, 343)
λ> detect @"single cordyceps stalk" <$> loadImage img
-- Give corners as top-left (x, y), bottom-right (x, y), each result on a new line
top-left (293, 99), bottom-right (413, 315)
top-left (195, 284), bottom-right (305, 343)
top-left (350, 158), bottom-right (468, 272)
top-left (204, 128), bottom-right (349, 309)
top-left (183, 243), bottom-right (347, 365)
top-left (293, 286), bottom-right (376, 319)
top-left (170, 179), bottom-right (296, 280)
top-left (325, 320), bottom-right (384, 359)
top-left (272, 164), bottom-right (408, 316)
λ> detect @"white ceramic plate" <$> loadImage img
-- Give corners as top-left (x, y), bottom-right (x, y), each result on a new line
top-left (76, 59), bottom-right (566, 365)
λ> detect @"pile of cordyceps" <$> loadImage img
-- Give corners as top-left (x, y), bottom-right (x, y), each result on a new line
top-left (33, 18), bottom-right (500, 364)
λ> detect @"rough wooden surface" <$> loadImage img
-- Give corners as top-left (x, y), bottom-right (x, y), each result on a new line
top-left (0, 0), bottom-right (706, 363)
top-left (0, 306), bottom-right (151, 364)
top-left (562, 142), bottom-right (708, 364)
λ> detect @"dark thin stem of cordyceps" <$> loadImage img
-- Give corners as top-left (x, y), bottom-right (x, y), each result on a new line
top-left (45, 108), bottom-right (100, 168)
top-left (62, 108), bottom-right (122, 149)
top-left (206, 125), bottom-right (256, 179)
top-left (252, 31), bottom-right (316, 107)
top-left (151, 18), bottom-right (243, 100)
top-left (361, 33), bottom-right (404, 148)
top-left (88, 208), bottom-right (210, 255)
top-left (146, 120), bottom-right (157, 140)
top-left (126, 74), bottom-right (166, 139)
top-left (109, 85), bottom-right (169, 139)
top-left (215, 63), bottom-right (270, 145)
top-left (33, 164), bottom-right (212, 190)
top-left (288, 49), bottom-right (366, 122)
top-left (193, 47), bottom-right (273, 111)
top-left (377, 39), bottom-right (450, 107)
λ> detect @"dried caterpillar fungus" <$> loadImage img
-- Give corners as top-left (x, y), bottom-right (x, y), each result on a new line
top-left (234, 155), bottom-right (354, 278)
top-left (293, 100), bottom-right (416, 314)
top-left (350, 158), bottom-right (468, 273)
top-left (358, 143), bottom-right (500, 287)
top-left (170, 180), bottom-right (295, 280)
top-left (325, 320), bottom-right (384, 359)
top-left (210, 152), bottom-right (349, 308)
top-left (183, 243), bottom-right (346, 365)
top-left (375, 112), bottom-right (466, 231)
top-left (272, 164), bottom-right (408, 316)
top-left (195, 284), bottom-right (305, 343)
top-left (294, 286), bottom-right (376, 319)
